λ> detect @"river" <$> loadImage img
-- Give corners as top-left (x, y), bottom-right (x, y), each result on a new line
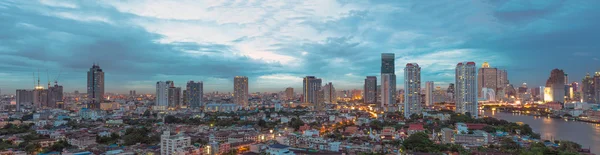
top-left (482, 110), bottom-right (600, 154)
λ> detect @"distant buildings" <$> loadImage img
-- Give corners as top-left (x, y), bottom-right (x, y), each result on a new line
top-left (323, 82), bottom-right (336, 104)
top-left (594, 72), bottom-right (600, 104)
top-left (545, 69), bottom-right (566, 103)
top-left (302, 76), bottom-right (322, 105)
top-left (404, 63), bottom-right (421, 118)
top-left (168, 86), bottom-right (181, 109)
top-left (16, 89), bottom-right (34, 111)
top-left (455, 62), bottom-right (478, 118)
top-left (47, 83), bottom-right (63, 108)
top-left (381, 53), bottom-right (396, 111)
top-left (477, 62), bottom-right (497, 99)
top-left (364, 76), bottom-right (377, 104)
top-left (87, 64), bottom-right (104, 109)
top-left (186, 81), bottom-right (204, 109)
top-left (234, 76), bottom-right (249, 107)
top-left (446, 83), bottom-right (455, 103)
top-left (425, 81), bottom-right (434, 107)
top-left (285, 87), bottom-right (294, 100)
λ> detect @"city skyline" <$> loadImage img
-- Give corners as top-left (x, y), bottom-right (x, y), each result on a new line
top-left (2, 1), bottom-right (600, 94)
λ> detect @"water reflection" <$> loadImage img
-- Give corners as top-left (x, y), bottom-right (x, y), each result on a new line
top-left (483, 110), bottom-right (600, 154)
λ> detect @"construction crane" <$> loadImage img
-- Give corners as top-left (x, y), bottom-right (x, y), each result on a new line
top-left (54, 69), bottom-right (62, 86)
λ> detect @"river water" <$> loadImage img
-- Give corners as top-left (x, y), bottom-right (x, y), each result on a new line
top-left (482, 110), bottom-right (600, 154)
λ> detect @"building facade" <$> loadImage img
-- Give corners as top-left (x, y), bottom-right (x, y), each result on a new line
top-left (545, 69), bottom-right (566, 103)
top-left (302, 76), bottom-right (322, 104)
top-left (381, 53), bottom-right (396, 111)
top-left (87, 64), bottom-right (104, 109)
top-left (285, 87), bottom-right (294, 100)
top-left (364, 76), bottom-right (377, 104)
top-left (160, 131), bottom-right (191, 155)
top-left (155, 81), bottom-right (172, 110)
top-left (477, 62), bottom-right (498, 98)
top-left (425, 81), bottom-right (434, 107)
top-left (404, 63), bottom-right (421, 118)
top-left (323, 82), bottom-right (336, 104)
top-left (186, 81), bottom-right (204, 109)
top-left (234, 76), bottom-right (249, 107)
top-left (455, 62), bottom-right (478, 118)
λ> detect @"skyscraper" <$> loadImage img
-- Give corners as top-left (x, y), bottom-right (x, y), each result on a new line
top-left (594, 72), bottom-right (600, 104)
top-left (446, 83), bottom-right (455, 103)
top-left (478, 62), bottom-right (498, 98)
top-left (47, 83), bottom-right (63, 108)
top-left (364, 76), bottom-right (377, 104)
top-left (545, 69), bottom-right (565, 103)
top-left (404, 63), bottom-right (421, 118)
top-left (581, 73), bottom-right (594, 103)
top-left (323, 82), bottom-right (336, 103)
top-left (186, 81), bottom-right (204, 109)
top-left (285, 87), bottom-right (294, 100)
top-left (234, 76), bottom-right (249, 107)
top-left (455, 62), bottom-right (478, 118)
top-left (425, 81), bottom-right (434, 107)
top-left (381, 53), bottom-right (396, 111)
top-left (129, 90), bottom-right (136, 97)
top-left (155, 81), bottom-right (172, 110)
top-left (16, 89), bottom-right (34, 111)
top-left (168, 86), bottom-right (181, 109)
top-left (303, 76), bottom-right (322, 104)
top-left (87, 64), bottom-right (104, 109)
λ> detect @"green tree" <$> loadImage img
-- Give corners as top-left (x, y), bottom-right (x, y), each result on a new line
top-left (402, 132), bottom-right (438, 152)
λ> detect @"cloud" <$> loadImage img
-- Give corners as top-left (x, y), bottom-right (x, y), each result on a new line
top-left (0, 0), bottom-right (599, 94)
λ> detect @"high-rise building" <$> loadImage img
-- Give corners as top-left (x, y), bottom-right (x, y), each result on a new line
top-left (155, 81), bottom-right (172, 110)
top-left (48, 83), bottom-right (63, 108)
top-left (594, 72), bottom-right (600, 104)
top-left (381, 53), bottom-right (395, 74)
top-left (433, 86), bottom-right (446, 104)
top-left (285, 87), bottom-right (294, 100)
top-left (404, 63), bottom-right (421, 118)
top-left (186, 81), bottom-right (203, 109)
top-left (234, 76), bottom-right (249, 107)
top-left (545, 69), bottom-right (565, 103)
top-left (381, 53), bottom-right (396, 111)
top-left (425, 81), bottom-right (434, 107)
top-left (315, 89), bottom-right (325, 111)
top-left (323, 82), bottom-right (336, 103)
top-left (581, 73), bottom-right (594, 103)
top-left (87, 64), bottom-right (104, 109)
top-left (129, 90), bottom-right (136, 97)
top-left (571, 82), bottom-right (579, 92)
top-left (303, 76), bottom-right (322, 104)
top-left (364, 76), bottom-right (377, 104)
top-left (168, 86), bottom-right (181, 109)
top-left (455, 62), bottom-right (478, 118)
top-left (33, 87), bottom-right (48, 109)
top-left (16, 89), bottom-right (34, 111)
top-left (478, 62), bottom-right (498, 99)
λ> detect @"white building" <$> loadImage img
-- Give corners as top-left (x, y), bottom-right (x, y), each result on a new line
top-left (455, 62), bottom-right (478, 118)
top-left (266, 144), bottom-right (295, 155)
top-left (404, 63), bottom-right (421, 118)
top-left (160, 131), bottom-right (191, 155)
top-left (156, 81), bottom-right (172, 110)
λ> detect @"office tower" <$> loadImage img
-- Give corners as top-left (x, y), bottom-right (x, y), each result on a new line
top-left (565, 74), bottom-right (569, 85)
top-left (168, 86), bottom-right (181, 109)
top-left (594, 72), bottom-right (600, 104)
top-left (129, 90), bottom-right (136, 97)
top-left (303, 76), bottom-right (322, 104)
top-left (581, 73), bottom-right (594, 103)
top-left (315, 89), bottom-right (325, 111)
top-left (156, 81), bottom-right (172, 110)
top-left (364, 76), bottom-right (377, 104)
top-left (186, 81), bottom-right (204, 109)
top-left (48, 83), bottom-right (63, 108)
top-left (87, 64), bottom-right (104, 109)
top-left (381, 53), bottom-right (395, 74)
top-left (160, 131), bottom-right (191, 155)
top-left (285, 87), bottom-right (294, 100)
top-left (477, 62), bottom-right (498, 99)
top-left (323, 82), bottom-right (336, 103)
top-left (425, 81), bottom-right (434, 107)
top-left (381, 53), bottom-right (396, 110)
top-left (497, 69), bottom-right (508, 87)
top-left (234, 76), bottom-right (249, 107)
top-left (404, 63), bottom-right (421, 118)
top-left (455, 62), bottom-right (478, 118)
top-left (16, 89), bottom-right (34, 111)
top-left (545, 69), bottom-right (565, 103)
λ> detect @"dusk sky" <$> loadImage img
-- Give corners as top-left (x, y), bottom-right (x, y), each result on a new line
top-left (1, 0), bottom-right (600, 94)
